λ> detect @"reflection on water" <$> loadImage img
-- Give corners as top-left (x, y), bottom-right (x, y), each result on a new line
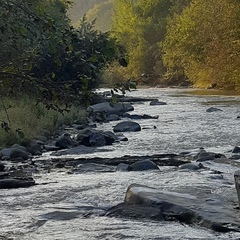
top-left (2, 88), bottom-right (240, 239)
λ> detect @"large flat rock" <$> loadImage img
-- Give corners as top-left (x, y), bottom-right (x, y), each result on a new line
top-left (107, 184), bottom-right (240, 232)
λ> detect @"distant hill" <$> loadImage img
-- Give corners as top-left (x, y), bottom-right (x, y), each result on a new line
top-left (68, 0), bottom-right (113, 32)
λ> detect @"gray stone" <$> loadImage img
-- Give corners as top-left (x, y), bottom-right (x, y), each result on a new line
top-left (55, 133), bottom-right (78, 149)
top-left (130, 160), bottom-right (159, 171)
top-left (0, 148), bottom-right (12, 158)
top-left (106, 203), bottom-right (163, 220)
top-left (106, 114), bottom-right (120, 121)
top-left (150, 100), bottom-right (167, 106)
top-left (179, 162), bottom-right (203, 171)
top-left (232, 146), bottom-right (240, 153)
top-left (116, 163), bottom-right (130, 172)
top-left (196, 152), bottom-right (215, 162)
top-left (102, 131), bottom-right (117, 145)
top-left (89, 132), bottom-right (106, 147)
top-left (206, 107), bottom-right (223, 112)
top-left (27, 140), bottom-right (44, 155)
top-left (10, 148), bottom-right (29, 160)
top-left (193, 149), bottom-right (216, 162)
top-left (123, 113), bottom-right (159, 120)
top-left (76, 128), bottom-right (116, 146)
top-left (107, 184), bottom-right (240, 232)
top-left (44, 145), bottom-right (60, 151)
top-left (113, 121), bottom-right (141, 132)
top-left (87, 102), bottom-right (134, 116)
top-left (0, 179), bottom-right (35, 189)
top-left (234, 170), bottom-right (240, 208)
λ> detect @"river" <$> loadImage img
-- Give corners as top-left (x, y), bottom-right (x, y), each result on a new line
top-left (1, 88), bottom-right (240, 240)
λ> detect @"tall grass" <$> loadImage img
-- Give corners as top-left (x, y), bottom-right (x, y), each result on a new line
top-left (0, 96), bottom-right (87, 148)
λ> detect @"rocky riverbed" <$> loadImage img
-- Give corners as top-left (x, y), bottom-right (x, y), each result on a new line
top-left (1, 88), bottom-right (240, 239)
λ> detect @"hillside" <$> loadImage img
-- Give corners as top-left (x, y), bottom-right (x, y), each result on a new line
top-left (68, 0), bottom-right (112, 32)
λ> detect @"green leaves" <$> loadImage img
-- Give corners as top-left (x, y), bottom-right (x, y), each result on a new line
top-left (111, 0), bottom-right (174, 82)
top-left (163, 0), bottom-right (240, 89)
top-left (0, 0), bottom-right (119, 110)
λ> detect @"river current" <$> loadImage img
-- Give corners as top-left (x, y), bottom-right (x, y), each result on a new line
top-left (1, 88), bottom-right (240, 240)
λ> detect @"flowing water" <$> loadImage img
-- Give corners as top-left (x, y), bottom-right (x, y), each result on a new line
top-left (2, 88), bottom-right (240, 240)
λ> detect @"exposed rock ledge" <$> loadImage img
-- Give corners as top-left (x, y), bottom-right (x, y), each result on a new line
top-left (107, 184), bottom-right (240, 233)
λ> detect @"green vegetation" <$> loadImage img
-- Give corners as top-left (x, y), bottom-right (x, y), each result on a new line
top-left (110, 0), bottom-right (191, 85)
top-left (0, 0), bottom-right (119, 147)
top-left (2, 0), bottom-right (240, 146)
top-left (0, 96), bottom-right (86, 147)
top-left (109, 0), bottom-right (240, 90)
top-left (163, 0), bottom-right (240, 89)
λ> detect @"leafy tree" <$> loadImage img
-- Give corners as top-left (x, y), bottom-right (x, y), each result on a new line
top-left (111, 0), bottom-right (190, 84)
top-left (0, 0), bottom-right (119, 112)
top-left (163, 0), bottom-right (240, 89)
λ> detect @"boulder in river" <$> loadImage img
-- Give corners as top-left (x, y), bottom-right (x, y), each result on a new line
top-left (232, 146), bottom-right (240, 154)
top-left (1, 145), bottom-right (29, 161)
top-left (76, 128), bottom-right (116, 147)
top-left (27, 140), bottom-right (44, 156)
top-left (123, 113), bottom-right (159, 120)
top-left (55, 133), bottom-right (78, 149)
top-left (129, 160), bottom-right (159, 171)
top-left (87, 102), bottom-right (134, 116)
top-left (206, 107), bottom-right (223, 112)
top-left (193, 149), bottom-right (225, 162)
top-left (179, 162), bottom-right (204, 171)
top-left (106, 184), bottom-right (240, 232)
top-left (113, 121), bottom-right (141, 132)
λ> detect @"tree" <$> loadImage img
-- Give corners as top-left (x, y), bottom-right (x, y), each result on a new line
top-left (163, 0), bottom-right (240, 89)
top-left (111, 0), bottom-right (174, 82)
top-left (0, 0), bottom-right (119, 112)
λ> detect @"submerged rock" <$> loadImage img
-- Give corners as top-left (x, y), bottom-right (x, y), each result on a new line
top-left (150, 100), bottom-right (167, 106)
top-left (72, 163), bottom-right (115, 173)
top-left (0, 178), bottom-right (35, 189)
top-left (206, 107), bottom-right (223, 112)
top-left (123, 113), bottom-right (159, 120)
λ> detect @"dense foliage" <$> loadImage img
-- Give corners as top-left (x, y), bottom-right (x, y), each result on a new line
top-left (111, 0), bottom-right (191, 84)
top-left (0, 0), bottom-right (118, 112)
top-left (163, 0), bottom-right (240, 89)
top-left (111, 0), bottom-right (240, 89)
